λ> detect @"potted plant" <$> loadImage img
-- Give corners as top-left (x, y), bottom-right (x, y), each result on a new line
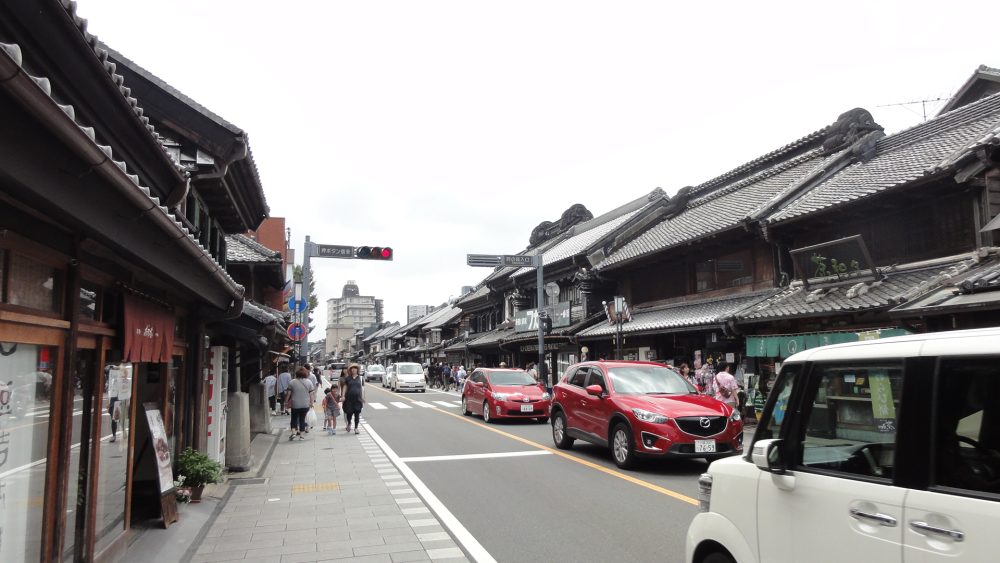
top-left (175, 447), bottom-right (222, 502)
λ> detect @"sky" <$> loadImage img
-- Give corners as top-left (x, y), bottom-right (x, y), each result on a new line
top-left (78, 0), bottom-right (1000, 331)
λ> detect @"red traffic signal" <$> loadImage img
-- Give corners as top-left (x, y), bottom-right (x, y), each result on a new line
top-left (355, 246), bottom-right (393, 260)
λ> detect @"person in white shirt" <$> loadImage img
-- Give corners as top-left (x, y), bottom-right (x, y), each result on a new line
top-left (713, 363), bottom-right (739, 407)
top-left (263, 372), bottom-right (277, 414)
top-left (288, 367), bottom-right (316, 440)
top-left (276, 364), bottom-right (292, 415)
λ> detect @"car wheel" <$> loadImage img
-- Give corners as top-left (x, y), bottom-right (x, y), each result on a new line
top-left (552, 412), bottom-right (573, 449)
top-left (462, 396), bottom-right (470, 416)
top-left (611, 423), bottom-right (636, 469)
top-left (700, 552), bottom-right (736, 563)
top-left (482, 401), bottom-right (492, 423)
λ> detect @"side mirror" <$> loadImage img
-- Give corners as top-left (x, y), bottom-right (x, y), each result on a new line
top-left (475, 381), bottom-right (484, 387)
top-left (585, 384), bottom-right (604, 397)
top-left (752, 438), bottom-right (786, 474)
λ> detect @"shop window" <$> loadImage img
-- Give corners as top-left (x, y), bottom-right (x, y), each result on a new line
top-left (0, 343), bottom-right (57, 562)
top-left (64, 349), bottom-right (97, 560)
top-left (95, 360), bottom-right (132, 554)
top-left (695, 249), bottom-right (753, 293)
top-left (6, 253), bottom-right (61, 313)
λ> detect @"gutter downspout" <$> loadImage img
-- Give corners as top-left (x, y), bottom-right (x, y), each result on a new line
top-left (0, 43), bottom-right (243, 306)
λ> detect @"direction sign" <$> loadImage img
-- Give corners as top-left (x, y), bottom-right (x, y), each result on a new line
top-left (287, 323), bottom-right (306, 341)
top-left (316, 244), bottom-right (355, 258)
top-left (503, 255), bottom-right (537, 267)
top-left (287, 298), bottom-right (307, 313)
top-left (467, 254), bottom-right (501, 267)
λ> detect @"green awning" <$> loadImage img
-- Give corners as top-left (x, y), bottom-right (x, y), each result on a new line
top-left (746, 328), bottom-right (910, 358)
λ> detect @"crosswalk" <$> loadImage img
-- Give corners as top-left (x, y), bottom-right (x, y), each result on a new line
top-left (367, 400), bottom-right (463, 410)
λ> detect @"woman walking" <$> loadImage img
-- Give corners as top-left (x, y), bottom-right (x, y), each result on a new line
top-left (287, 367), bottom-right (315, 441)
top-left (340, 364), bottom-right (365, 435)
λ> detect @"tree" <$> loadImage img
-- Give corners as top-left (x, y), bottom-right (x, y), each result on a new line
top-left (292, 265), bottom-right (318, 333)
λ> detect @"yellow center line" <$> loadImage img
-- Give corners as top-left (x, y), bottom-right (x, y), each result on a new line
top-left (367, 384), bottom-right (699, 506)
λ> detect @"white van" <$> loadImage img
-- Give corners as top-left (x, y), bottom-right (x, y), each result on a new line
top-left (387, 362), bottom-right (425, 392)
top-left (687, 327), bottom-right (1000, 563)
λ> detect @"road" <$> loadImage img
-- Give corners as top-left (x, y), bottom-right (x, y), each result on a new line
top-left (359, 381), bottom-right (721, 563)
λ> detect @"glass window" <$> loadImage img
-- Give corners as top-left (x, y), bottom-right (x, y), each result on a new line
top-left (488, 370), bottom-right (535, 385)
top-left (568, 368), bottom-right (588, 387)
top-left (757, 365), bottom-right (797, 441)
top-left (932, 358), bottom-right (1000, 497)
top-left (0, 343), bottom-right (57, 563)
top-left (95, 361), bottom-right (132, 554)
top-left (696, 260), bottom-right (717, 292)
top-left (63, 349), bottom-right (96, 561)
top-left (695, 249), bottom-right (754, 292)
top-left (7, 253), bottom-right (61, 312)
top-left (586, 369), bottom-right (607, 393)
top-left (797, 364), bottom-right (903, 480)
top-left (80, 282), bottom-right (100, 321)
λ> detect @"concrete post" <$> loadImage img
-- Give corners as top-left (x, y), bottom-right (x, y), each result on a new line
top-left (225, 391), bottom-right (253, 471)
top-left (248, 382), bottom-right (272, 435)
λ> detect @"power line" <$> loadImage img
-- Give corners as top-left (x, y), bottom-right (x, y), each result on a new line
top-left (877, 97), bottom-right (950, 121)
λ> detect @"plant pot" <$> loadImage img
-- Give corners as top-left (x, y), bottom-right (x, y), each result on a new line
top-left (190, 485), bottom-right (205, 503)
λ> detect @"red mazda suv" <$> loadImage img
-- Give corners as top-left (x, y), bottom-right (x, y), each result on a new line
top-left (550, 361), bottom-right (743, 468)
top-left (462, 368), bottom-right (551, 423)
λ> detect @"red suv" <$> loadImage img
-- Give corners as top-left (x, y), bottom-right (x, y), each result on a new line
top-left (550, 361), bottom-right (743, 468)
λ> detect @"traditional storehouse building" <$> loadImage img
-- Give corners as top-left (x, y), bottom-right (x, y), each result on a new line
top-left (0, 3), bottom-right (273, 560)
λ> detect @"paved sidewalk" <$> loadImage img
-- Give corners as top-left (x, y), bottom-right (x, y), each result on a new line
top-left (189, 411), bottom-right (469, 563)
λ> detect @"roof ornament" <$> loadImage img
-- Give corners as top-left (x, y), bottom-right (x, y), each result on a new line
top-left (529, 204), bottom-right (594, 246)
top-left (821, 108), bottom-right (883, 156)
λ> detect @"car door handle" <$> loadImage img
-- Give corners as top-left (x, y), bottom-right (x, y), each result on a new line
top-left (580, 400), bottom-right (588, 407)
top-left (849, 508), bottom-right (897, 527)
top-left (910, 521), bottom-right (964, 542)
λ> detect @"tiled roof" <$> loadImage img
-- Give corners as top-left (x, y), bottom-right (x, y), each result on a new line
top-left (579, 292), bottom-right (773, 337)
top-left (363, 322), bottom-right (400, 342)
top-left (597, 149), bottom-right (832, 269)
top-left (737, 254), bottom-right (979, 322)
top-left (0, 40), bottom-right (243, 301)
top-left (226, 234), bottom-right (281, 263)
top-left (467, 327), bottom-right (514, 348)
top-left (891, 253), bottom-right (1000, 317)
top-left (243, 300), bottom-right (285, 325)
top-left (424, 306), bottom-right (462, 330)
top-left (455, 285), bottom-right (490, 307)
top-left (767, 92), bottom-right (1000, 224)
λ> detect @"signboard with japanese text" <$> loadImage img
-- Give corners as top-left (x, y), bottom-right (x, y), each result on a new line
top-left (790, 234), bottom-right (878, 289)
top-left (515, 302), bottom-right (570, 332)
top-left (316, 244), bottom-right (355, 258)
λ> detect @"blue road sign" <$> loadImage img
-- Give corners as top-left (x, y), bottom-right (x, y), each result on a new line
top-left (288, 298), bottom-right (307, 313)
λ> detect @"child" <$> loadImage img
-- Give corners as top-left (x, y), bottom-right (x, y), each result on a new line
top-left (322, 387), bottom-right (342, 435)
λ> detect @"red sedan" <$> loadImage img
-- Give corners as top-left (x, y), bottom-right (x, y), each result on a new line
top-left (462, 368), bottom-right (551, 423)
top-left (550, 361), bottom-right (743, 468)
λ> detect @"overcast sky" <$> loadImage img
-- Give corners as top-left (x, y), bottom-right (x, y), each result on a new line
top-left (80, 0), bottom-right (1000, 329)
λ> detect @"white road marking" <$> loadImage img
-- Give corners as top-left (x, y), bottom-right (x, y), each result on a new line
top-left (411, 401), bottom-right (435, 408)
top-left (368, 403), bottom-right (388, 410)
top-left (363, 424), bottom-right (496, 563)
top-left (432, 401), bottom-right (458, 408)
top-left (390, 402), bottom-right (412, 409)
top-left (400, 450), bottom-right (553, 463)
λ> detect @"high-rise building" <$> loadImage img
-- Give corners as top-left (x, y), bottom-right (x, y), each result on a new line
top-left (407, 304), bottom-right (433, 323)
top-left (326, 281), bottom-right (383, 357)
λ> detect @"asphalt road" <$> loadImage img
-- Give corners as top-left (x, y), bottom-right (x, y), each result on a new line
top-left (361, 382), bottom-right (723, 563)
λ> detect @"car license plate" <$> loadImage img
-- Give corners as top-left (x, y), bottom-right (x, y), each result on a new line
top-left (520, 404), bottom-right (534, 413)
top-left (695, 440), bottom-right (716, 453)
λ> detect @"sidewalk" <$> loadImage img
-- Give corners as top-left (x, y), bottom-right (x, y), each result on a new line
top-left (186, 410), bottom-right (470, 563)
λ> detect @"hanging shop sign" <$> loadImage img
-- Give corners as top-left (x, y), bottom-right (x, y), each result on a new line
top-left (745, 328), bottom-right (911, 358)
top-left (123, 294), bottom-right (176, 363)
top-left (789, 234), bottom-right (879, 289)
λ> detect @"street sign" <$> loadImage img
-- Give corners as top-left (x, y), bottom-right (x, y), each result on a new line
top-left (288, 323), bottom-right (306, 341)
top-left (467, 254), bottom-right (501, 267)
top-left (287, 298), bottom-right (307, 313)
top-left (467, 254), bottom-right (538, 267)
top-left (503, 254), bottom-right (537, 267)
top-left (315, 244), bottom-right (355, 258)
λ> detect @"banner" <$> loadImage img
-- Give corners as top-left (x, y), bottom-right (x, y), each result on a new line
top-left (124, 294), bottom-right (175, 363)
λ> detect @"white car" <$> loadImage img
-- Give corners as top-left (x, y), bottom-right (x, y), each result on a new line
top-left (386, 362), bottom-right (426, 392)
top-left (687, 327), bottom-right (1000, 563)
top-left (365, 364), bottom-right (385, 383)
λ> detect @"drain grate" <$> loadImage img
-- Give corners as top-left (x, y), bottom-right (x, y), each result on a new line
top-left (229, 478), bottom-right (267, 486)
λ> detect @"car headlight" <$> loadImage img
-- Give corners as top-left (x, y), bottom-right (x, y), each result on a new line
top-left (631, 408), bottom-right (669, 424)
top-left (729, 409), bottom-right (742, 422)
top-left (491, 392), bottom-right (510, 401)
top-left (541, 392), bottom-right (551, 400)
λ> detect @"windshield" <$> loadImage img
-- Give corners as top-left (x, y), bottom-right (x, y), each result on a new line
top-left (398, 364), bottom-right (422, 374)
top-left (367, 366), bottom-right (384, 373)
top-left (488, 371), bottom-right (536, 385)
top-left (607, 366), bottom-right (694, 395)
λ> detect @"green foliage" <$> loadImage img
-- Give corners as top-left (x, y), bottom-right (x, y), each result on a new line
top-left (175, 447), bottom-right (223, 487)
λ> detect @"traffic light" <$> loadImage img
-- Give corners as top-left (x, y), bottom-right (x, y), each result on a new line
top-left (355, 246), bottom-right (393, 260)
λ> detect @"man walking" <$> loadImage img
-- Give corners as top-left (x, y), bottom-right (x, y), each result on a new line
top-left (276, 363), bottom-right (292, 415)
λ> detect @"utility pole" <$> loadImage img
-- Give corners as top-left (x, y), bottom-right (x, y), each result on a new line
top-left (301, 235), bottom-right (313, 365)
top-left (536, 255), bottom-right (546, 388)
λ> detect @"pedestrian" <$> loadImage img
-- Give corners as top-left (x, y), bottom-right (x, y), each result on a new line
top-left (263, 371), bottom-right (277, 414)
top-left (322, 386), bottom-right (342, 435)
top-left (526, 362), bottom-right (538, 382)
top-left (678, 363), bottom-right (696, 390)
top-left (340, 363), bottom-right (365, 434)
top-left (306, 366), bottom-right (319, 391)
top-left (456, 365), bottom-right (467, 391)
top-left (276, 363), bottom-right (292, 414)
top-left (441, 363), bottom-right (452, 391)
top-left (713, 363), bottom-right (739, 407)
top-left (287, 367), bottom-right (315, 441)
top-left (451, 364), bottom-right (460, 391)
top-left (499, 361), bottom-right (507, 368)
